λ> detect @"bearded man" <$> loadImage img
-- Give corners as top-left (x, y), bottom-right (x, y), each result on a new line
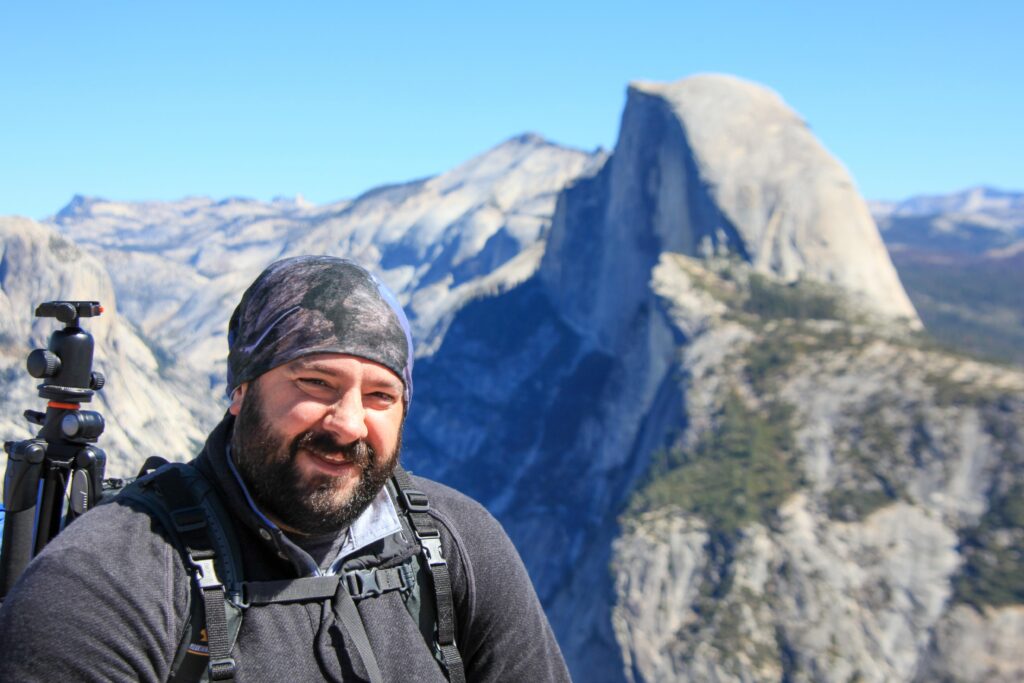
top-left (0, 256), bottom-right (570, 683)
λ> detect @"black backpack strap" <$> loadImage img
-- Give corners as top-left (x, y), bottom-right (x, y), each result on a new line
top-left (244, 575), bottom-right (340, 605)
top-left (155, 467), bottom-right (238, 681)
top-left (118, 463), bottom-right (244, 683)
top-left (334, 585), bottom-right (386, 683)
top-left (237, 573), bottom-right (386, 683)
top-left (392, 466), bottom-right (467, 683)
top-left (240, 562), bottom-right (413, 606)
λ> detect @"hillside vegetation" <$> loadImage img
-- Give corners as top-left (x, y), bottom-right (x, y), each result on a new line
top-left (614, 259), bottom-right (1024, 682)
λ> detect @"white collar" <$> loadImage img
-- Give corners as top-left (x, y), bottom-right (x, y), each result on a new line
top-left (338, 485), bottom-right (404, 560)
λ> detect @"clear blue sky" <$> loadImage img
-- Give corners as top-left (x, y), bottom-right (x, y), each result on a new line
top-left (2, 1), bottom-right (1021, 219)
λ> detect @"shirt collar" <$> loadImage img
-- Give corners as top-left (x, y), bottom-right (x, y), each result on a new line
top-left (328, 487), bottom-right (403, 573)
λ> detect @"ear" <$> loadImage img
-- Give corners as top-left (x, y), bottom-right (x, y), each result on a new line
top-left (228, 383), bottom-right (248, 416)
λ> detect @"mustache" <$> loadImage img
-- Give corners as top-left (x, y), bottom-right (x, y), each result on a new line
top-left (290, 429), bottom-right (373, 466)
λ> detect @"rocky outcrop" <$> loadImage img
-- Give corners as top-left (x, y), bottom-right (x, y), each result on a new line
top-left (611, 254), bottom-right (1024, 682)
top-left (921, 604), bottom-right (1024, 682)
top-left (0, 218), bottom-right (213, 476)
top-left (628, 76), bottom-right (919, 325)
top-left (413, 76), bottom-right (1022, 682)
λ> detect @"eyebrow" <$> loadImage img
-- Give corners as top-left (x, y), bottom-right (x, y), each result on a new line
top-left (290, 359), bottom-right (339, 374)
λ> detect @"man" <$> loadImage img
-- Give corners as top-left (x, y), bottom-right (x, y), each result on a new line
top-left (0, 256), bottom-right (571, 682)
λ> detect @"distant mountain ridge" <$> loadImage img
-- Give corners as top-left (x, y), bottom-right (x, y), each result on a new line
top-left (869, 187), bottom-right (1024, 366)
top-left (871, 186), bottom-right (1024, 254)
top-left (45, 134), bottom-right (601, 395)
top-left (2, 75), bottom-right (1022, 682)
top-left (871, 186), bottom-right (1024, 225)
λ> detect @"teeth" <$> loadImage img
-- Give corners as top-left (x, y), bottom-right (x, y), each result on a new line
top-left (313, 451), bottom-right (347, 464)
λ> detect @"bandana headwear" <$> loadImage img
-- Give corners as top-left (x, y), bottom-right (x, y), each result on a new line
top-left (226, 256), bottom-right (414, 404)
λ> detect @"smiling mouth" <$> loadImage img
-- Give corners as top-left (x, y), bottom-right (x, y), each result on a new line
top-left (309, 449), bottom-right (351, 464)
top-left (291, 431), bottom-right (371, 477)
top-left (299, 447), bottom-right (360, 476)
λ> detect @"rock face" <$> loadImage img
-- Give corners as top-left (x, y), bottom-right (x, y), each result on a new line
top-left (2, 75), bottom-right (1021, 682)
top-left (609, 254), bottom-right (1024, 681)
top-left (628, 76), bottom-right (919, 324)
top-left (0, 217), bottom-right (214, 475)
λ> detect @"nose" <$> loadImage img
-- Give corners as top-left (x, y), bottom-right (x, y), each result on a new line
top-left (320, 389), bottom-right (368, 443)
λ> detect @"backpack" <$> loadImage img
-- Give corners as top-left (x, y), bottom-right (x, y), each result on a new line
top-left (115, 458), bottom-right (466, 683)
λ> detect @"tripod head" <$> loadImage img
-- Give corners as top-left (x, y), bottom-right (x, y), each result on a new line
top-left (24, 301), bottom-right (106, 438)
top-left (36, 300), bottom-right (103, 323)
top-left (1, 301), bottom-right (108, 598)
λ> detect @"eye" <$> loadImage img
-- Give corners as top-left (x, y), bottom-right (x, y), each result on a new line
top-left (365, 390), bottom-right (398, 407)
top-left (296, 377), bottom-right (333, 396)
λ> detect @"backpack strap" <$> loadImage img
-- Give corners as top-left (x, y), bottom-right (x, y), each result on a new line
top-left (391, 466), bottom-right (467, 683)
top-left (155, 467), bottom-right (238, 681)
top-left (333, 583), bottom-right (386, 683)
top-left (244, 575), bottom-right (340, 604)
top-left (118, 460), bottom-right (461, 683)
top-left (118, 462), bottom-right (244, 683)
top-left (233, 572), bottom-right (387, 683)
top-left (239, 562), bottom-right (413, 605)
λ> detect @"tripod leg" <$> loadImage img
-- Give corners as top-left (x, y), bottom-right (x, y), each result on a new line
top-left (0, 441), bottom-right (46, 598)
top-left (34, 465), bottom-right (70, 556)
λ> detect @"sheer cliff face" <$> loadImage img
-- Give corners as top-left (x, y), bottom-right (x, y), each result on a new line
top-left (2, 75), bottom-right (1019, 683)
top-left (542, 74), bottom-right (918, 354)
top-left (632, 76), bottom-right (918, 324)
top-left (0, 218), bottom-right (214, 471)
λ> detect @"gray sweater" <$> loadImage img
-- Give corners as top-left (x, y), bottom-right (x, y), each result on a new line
top-left (0, 416), bottom-right (571, 682)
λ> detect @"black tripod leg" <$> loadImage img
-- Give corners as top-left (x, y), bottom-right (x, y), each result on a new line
top-left (34, 466), bottom-right (70, 556)
top-left (1, 507), bottom-right (39, 596)
top-left (0, 441), bottom-right (46, 598)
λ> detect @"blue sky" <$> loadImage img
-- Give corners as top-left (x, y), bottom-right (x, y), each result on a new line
top-left (2, 1), bottom-right (1021, 219)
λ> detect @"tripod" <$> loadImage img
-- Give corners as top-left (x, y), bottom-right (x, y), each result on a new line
top-left (0, 301), bottom-right (107, 599)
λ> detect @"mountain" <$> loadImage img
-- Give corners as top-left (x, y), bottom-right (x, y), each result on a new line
top-left (46, 133), bottom-right (601, 411)
top-left (871, 186), bottom-right (1024, 238)
top-left (0, 217), bottom-right (215, 471)
top-left (613, 261), bottom-right (1024, 681)
top-left (871, 187), bottom-right (1024, 366)
top-left (619, 78), bottom-right (918, 324)
top-left (406, 75), bottom-right (1022, 682)
top-left (871, 186), bottom-right (1024, 255)
top-left (2, 75), bottom-right (1022, 682)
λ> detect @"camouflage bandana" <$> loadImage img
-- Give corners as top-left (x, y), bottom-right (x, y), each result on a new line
top-left (226, 256), bottom-right (414, 404)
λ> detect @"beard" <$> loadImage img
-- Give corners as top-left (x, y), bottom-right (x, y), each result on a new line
top-left (230, 379), bottom-right (400, 536)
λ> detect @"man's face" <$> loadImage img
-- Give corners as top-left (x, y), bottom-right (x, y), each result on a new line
top-left (228, 353), bottom-right (405, 536)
